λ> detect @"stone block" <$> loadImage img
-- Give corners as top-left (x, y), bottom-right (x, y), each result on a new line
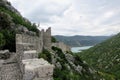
top-left (23, 50), bottom-right (37, 59)
top-left (0, 50), bottom-right (10, 59)
top-left (22, 58), bottom-right (54, 80)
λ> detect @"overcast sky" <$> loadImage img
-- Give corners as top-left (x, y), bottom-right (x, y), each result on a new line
top-left (8, 0), bottom-right (120, 36)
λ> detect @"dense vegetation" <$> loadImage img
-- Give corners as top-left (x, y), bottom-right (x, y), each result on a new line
top-left (0, 1), bottom-right (38, 51)
top-left (54, 35), bottom-right (110, 47)
top-left (0, 12), bottom-right (16, 51)
top-left (79, 33), bottom-right (120, 79)
top-left (38, 49), bottom-right (52, 63)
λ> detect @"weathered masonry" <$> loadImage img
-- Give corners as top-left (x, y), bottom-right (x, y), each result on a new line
top-left (0, 27), bottom-right (70, 80)
top-left (0, 28), bottom-right (54, 80)
top-left (16, 27), bottom-right (52, 53)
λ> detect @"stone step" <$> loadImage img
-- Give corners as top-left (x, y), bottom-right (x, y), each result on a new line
top-left (24, 50), bottom-right (37, 54)
top-left (22, 58), bottom-right (54, 80)
top-left (23, 50), bottom-right (37, 60)
top-left (0, 63), bottom-right (21, 80)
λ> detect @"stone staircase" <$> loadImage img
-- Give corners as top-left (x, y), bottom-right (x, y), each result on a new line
top-left (23, 50), bottom-right (37, 60)
top-left (17, 43), bottom-right (54, 80)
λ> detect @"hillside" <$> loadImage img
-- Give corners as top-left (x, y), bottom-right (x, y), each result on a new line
top-left (54, 35), bottom-right (110, 47)
top-left (0, 0), bottom-right (39, 51)
top-left (79, 32), bottom-right (120, 79)
top-left (39, 47), bottom-right (105, 80)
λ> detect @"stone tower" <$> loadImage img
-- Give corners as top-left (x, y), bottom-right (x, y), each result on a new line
top-left (37, 30), bottom-right (44, 53)
top-left (43, 27), bottom-right (51, 51)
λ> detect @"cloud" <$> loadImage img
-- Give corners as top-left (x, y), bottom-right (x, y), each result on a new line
top-left (8, 0), bottom-right (71, 23)
top-left (8, 0), bottom-right (120, 36)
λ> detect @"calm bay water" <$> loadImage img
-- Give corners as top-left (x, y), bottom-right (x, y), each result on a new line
top-left (71, 46), bottom-right (93, 53)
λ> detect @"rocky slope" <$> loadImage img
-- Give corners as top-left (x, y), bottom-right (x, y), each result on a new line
top-left (79, 32), bottom-right (120, 79)
top-left (38, 47), bottom-right (103, 80)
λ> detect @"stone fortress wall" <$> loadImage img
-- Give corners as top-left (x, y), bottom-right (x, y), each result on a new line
top-left (16, 27), bottom-right (70, 53)
top-left (16, 27), bottom-right (53, 53)
top-left (0, 27), bottom-right (70, 80)
top-left (52, 42), bottom-right (71, 52)
top-left (16, 27), bottom-right (54, 80)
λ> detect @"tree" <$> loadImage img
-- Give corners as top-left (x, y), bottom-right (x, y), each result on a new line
top-left (0, 33), bottom-right (5, 49)
top-left (0, 12), bottom-right (12, 30)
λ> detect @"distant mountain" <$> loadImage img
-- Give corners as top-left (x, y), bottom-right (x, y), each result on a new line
top-left (54, 35), bottom-right (110, 47)
top-left (79, 32), bottom-right (120, 79)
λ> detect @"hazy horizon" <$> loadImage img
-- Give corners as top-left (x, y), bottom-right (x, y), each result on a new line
top-left (53, 34), bottom-right (115, 36)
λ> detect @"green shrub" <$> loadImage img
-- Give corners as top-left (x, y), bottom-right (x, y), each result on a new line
top-left (1, 29), bottom-right (16, 52)
top-left (53, 67), bottom-right (82, 80)
top-left (0, 33), bottom-right (5, 49)
top-left (51, 36), bottom-right (57, 43)
top-left (52, 46), bottom-right (64, 57)
top-left (52, 46), bottom-right (68, 63)
top-left (0, 7), bottom-right (38, 33)
top-left (38, 49), bottom-right (52, 63)
top-left (0, 12), bottom-right (12, 29)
